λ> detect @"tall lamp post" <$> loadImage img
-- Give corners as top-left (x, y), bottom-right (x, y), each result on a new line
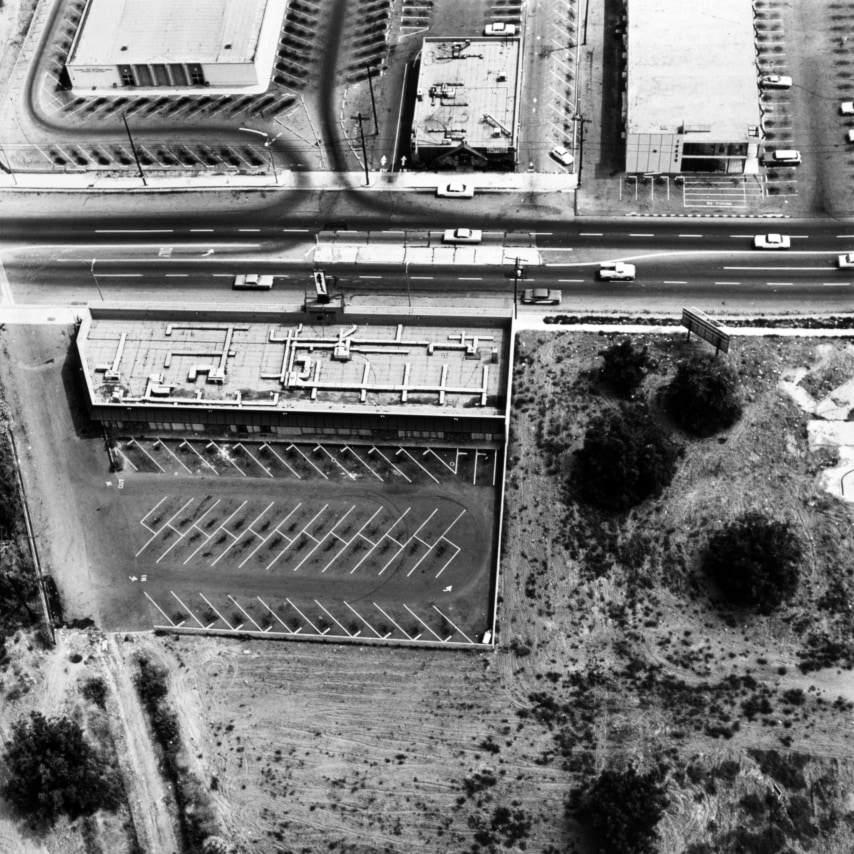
top-left (121, 112), bottom-right (147, 187)
top-left (504, 256), bottom-right (525, 320)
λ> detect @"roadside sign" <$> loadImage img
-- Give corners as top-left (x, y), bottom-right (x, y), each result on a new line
top-left (313, 271), bottom-right (330, 304)
top-left (681, 307), bottom-right (731, 354)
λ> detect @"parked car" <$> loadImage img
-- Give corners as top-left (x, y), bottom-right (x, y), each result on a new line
top-left (233, 274), bottom-right (274, 289)
top-left (437, 182), bottom-right (475, 198)
top-left (841, 102), bottom-right (854, 115)
top-left (838, 253), bottom-right (854, 268)
top-left (484, 22), bottom-right (516, 35)
top-left (847, 130), bottom-right (854, 144)
top-left (753, 234), bottom-right (791, 250)
top-left (550, 146), bottom-right (574, 167)
top-left (598, 262), bottom-right (636, 281)
top-left (442, 228), bottom-right (482, 244)
top-left (762, 149), bottom-right (801, 166)
top-left (760, 74), bottom-right (792, 89)
top-left (521, 288), bottom-right (562, 305)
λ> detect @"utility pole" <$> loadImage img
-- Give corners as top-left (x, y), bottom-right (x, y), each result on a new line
top-left (365, 65), bottom-right (379, 135)
top-left (352, 112), bottom-right (370, 185)
top-left (121, 112), bottom-right (147, 187)
top-left (504, 257), bottom-right (525, 320)
top-left (574, 113), bottom-right (591, 188)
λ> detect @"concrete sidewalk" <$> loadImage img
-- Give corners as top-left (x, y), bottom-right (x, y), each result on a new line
top-left (0, 168), bottom-right (578, 194)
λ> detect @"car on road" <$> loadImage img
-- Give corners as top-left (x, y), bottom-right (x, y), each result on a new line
top-left (838, 253), bottom-right (854, 268)
top-left (437, 182), bottom-right (475, 198)
top-left (598, 262), bottom-right (636, 281)
top-left (442, 228), bottom-right (482, 244)
top-left (484, 22), bottom-right (516, 36)
top-left (753, 234), bottom-right (791, 250)
top-left (233, 274), bottom-right (274, 289)
top-left (762, 149), bottom-right (801, 166)
top-left (550, 146), bottom-right (574, 167)
top-left (760, 74), bottom-right (792, 89)
top-left (841, 102), bottom-right (854, 115)
top-left (847, 130), bottom-right (854, 144)
top-left (521, 288), bottom-right (562, 305)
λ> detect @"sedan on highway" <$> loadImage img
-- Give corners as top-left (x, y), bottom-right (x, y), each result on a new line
top-left (598, 262), bottom-right (636, 281)
top-left (753, 234), bottom-right (791, 250)
top-left (521, 288), bottom-right (562, 305)
top-left (437, 182), bottom-right (475, 198)
top-left (760, 74), bottom-right (792, 89)
top-left (838, 253), bottom-right (854, 268)
top-left (841, 102), bottom-right (854, 115)
top-left (443, 228), bottom-right (482, 244)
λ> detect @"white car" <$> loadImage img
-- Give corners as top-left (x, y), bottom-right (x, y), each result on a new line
top-left (838, 253), bottom-right (854, 268)
top-left (847, 130), bottom-right (854, 144)
top-left (484, 22), bottom-right (516, 36)
top-left (437, 182), bottom-right (475, 198)
top-left (550, 147), bottom-right (574, 167)
top-left (521, 288), bottom-right (562, 305)
top-left (598, 262), bottom-right (636, 281)
top-left (760, 74), bottom-right (792, 89)
top-left (753, 234), bottom-right (791, 250)
top-left (442, 228), bottom-right (482, 244)
top-left (841, 102), bottom-right (854, 115)
top-left (763, 149), bottom-right (801, 166)
top-left (233, 274), bottom-right (274, 289)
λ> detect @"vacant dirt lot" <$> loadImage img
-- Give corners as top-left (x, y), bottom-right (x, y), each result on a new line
top-left (5, 324), bottom-right (854, 853)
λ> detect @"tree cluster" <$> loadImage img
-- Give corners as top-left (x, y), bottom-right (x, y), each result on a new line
top-left (663, 354), bottom-right (743, 436)
top-left (1, 711), bottom-right (119, 824)
top-left (576, 404), bottom-right (683, 512)
top-left (570, 766), bottom-right (669, 854)
top-left (598, 338), bottom-right (653, 397)
top-left (703, 511), bottom-right (802, 613)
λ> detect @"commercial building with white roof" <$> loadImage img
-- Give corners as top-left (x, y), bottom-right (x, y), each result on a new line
top-left (410, 37), bottom-right (522, 170)
top-left (66, 0), bottom-right (286, 95)
top-left (624, 0), bottom-right (763, 174)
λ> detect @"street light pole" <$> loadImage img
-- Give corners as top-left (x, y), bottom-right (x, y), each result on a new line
top-left (121, 112), bottom-right (147, 187)
top-left (365, 65), bottom-right (379, 135)
top-left (352, 112), bottom-right (370, 185)
top-left (90, 259), bottom-right (104, 301)
top-left (404, 260), bottom-right (412, 308)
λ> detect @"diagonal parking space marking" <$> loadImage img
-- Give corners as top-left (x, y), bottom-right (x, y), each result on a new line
top-left (403, 604), bottom-right (441, 641)
top-left (342, 445), bottom-right (383, 481)
top-left (397, 509), bottom-right (438, 577)
top-left (332, 507), bottom-right (383, 574)
top-left (206, 441), bottom-right (246, 477)
top-left (198, 592), bottom-right (233, 629)
top-left (423, 447), bottom-right (456, 474)
top-left (246, 502), bottom-right (277, 538)
top-left (314, 444), bottom-right (356, 479)
top-left (257, 596), bottom-right (295, 633)
top-left (473, 450), bottom-right (490, 486)
top-left (407, 508), bottom-right (465, 578)
top-left (144, 591), bottom-right (176, 625)
top-left (171, 591), bottom-right (205, 627)
top-left (288, 443), bottom-right (327, 478)
top-left (235, 443), bottom-right (273, 477)
top-left (343, 601), bottom-right (382, 637)
top-left (140, 495), bottom-right (169, 531)
top-left (115, 447), bottom-right (139, 472)
top-left (227, 594), bottom-right (265, 631)
top-left (209, 500), bottom-right (250, 566)
top-left (267, 503), bottom-right (328, 570)
top-left (286, 598), bottom-right (324, 633)
top-left (182, 499), bottom-right (227, 564)
top-left (137, 497), bottom-right (194, 557)
top-left (130, 440), bottom-right (165, 473)
top-left (435, 542), bottom-right (462, 578)
top-left (376, 507), bottom-right (413, 573)
top-left (153, 439), bottom-right (193, 473)
top-left (314, 600), bottom-right (354, 636)
top-left (293, 505), bottom-right (356, 572)
top-left (239, 502), bottom-right (301, 568)
top-left (431, 605), bottom-right (474, 644)
top-left (369, 446), bottom-right (411, 483)
top-left (260, 443), bottom-right (302, 478)
top-left (396, 447), bottom-right (439, 483)
top-left (179, 440), bottom-right (218, 473)
top-left (372, 603), bottom-right (412, 639)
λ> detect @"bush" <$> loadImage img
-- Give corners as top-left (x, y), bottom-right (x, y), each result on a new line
top-left (81, 677), bottom-right (107, 708)
top-left (703, 512), bottom-right (802, 613)
top-left (572, 766), bottom-right (669, 854)
top-left (1, 711), bottom-right (120, 824)
top-left (663, 354), bottom-right (743, 436)
top-left (599, 338), bottom-right (653, 396)
top-left (576, 404), bottom-right (683, 512)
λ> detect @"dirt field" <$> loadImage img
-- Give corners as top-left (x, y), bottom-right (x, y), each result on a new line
top-left (4, 324), bottom-right (854, 853)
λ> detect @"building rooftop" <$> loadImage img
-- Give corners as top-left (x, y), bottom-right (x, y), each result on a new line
top-left (411, 37), bottom-right (521, 152)
top-left (69, 0), bottom-right (269, 66)
top-left (79, 315), bottom-right (509, 418)
top-left (626, 0), bottom-right (761, 140)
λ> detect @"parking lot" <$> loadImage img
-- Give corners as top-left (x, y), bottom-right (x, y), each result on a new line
top-left (97, 440), bottom-right (500, 645)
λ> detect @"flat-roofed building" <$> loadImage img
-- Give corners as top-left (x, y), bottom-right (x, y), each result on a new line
top-left (410, 37), bottom-right (522, 170)
top-left (624, 0), bottom-right (762, 174)
top-left (66, 0), bottom-right (286, 95)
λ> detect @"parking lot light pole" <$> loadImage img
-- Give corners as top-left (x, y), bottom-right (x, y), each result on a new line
top-left (365, 65), bottom-right (379, 135)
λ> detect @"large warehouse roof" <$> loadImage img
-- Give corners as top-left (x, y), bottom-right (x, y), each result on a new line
top-left (626, 0), bottom-right (761, 140)
top-left (69, 0), bottom-right (269, 66)
top-left (412, 37), bottom-right (521, 152)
